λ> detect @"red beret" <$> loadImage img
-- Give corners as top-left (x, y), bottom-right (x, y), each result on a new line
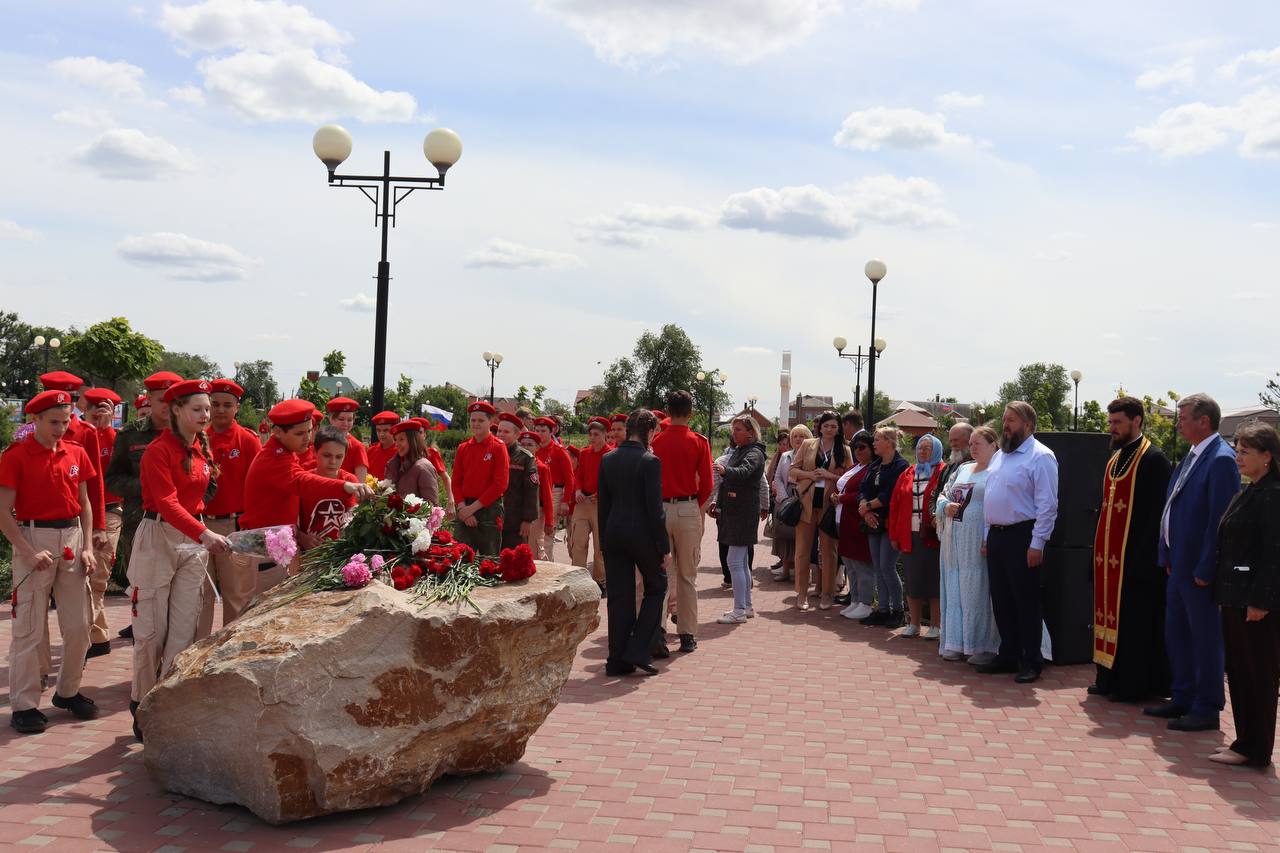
top-left (610, 413), bottom-right (627, 424)
top-left (651, 409), bottom-right (666, 420)
top-left (311, 409), bottom-right (325, 425)
top-left (468, 401), bottom-right (497, 416)
top-left (390, 420), bottom-right (423, 436)
top-left (257, 420), bottom-right (270, 433)
top-left (371, 410), bottom-right (400, 426)
top-left (134, 394), bottom-right (149, 409)
top-left (210, 378), bottom-right (244, 399)
top-left (533, 416), bottom-right (557, 430)
top-left (25, 390), bottom-right (74, 415)
top-left (587, 416), bottom-right (609, 431)
top-left (83, 388), bottom-right (121, 407)
top-left (40, 371), bottom-right (84, 392)
top-left (518, 430), bottom-right (540, 444)
top-left (498, 412), bottom-right (524, 429)
top-left (163, 378), bottom-right (213, 404)
top-left (268, 399), bottom-right (316, 427)
top-left (326, 396), bottom-right (359, 414)
top-left (143, 371), bottom-right (184, 391)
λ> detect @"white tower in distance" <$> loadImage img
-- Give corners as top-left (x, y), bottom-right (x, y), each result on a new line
top-left (780, 350), bottom-right (792, 430)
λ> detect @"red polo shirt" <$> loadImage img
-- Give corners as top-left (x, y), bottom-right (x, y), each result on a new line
top-left (535, 458), bottom-right (554, 526)
top-left (63, 414), bottom-right (105, 528)
top-left (451, 433), bottom-right (509, 507)
top-left (241, 436), bottom-right (352, 530)
top-left (0, 435), bottom-right (96, 522)
top-left (299, 470), bottom-right (358, 540)
top-left (340, 432), bottom-right (370, 476)
top-left (650, 424), bottom-right (714, 504)
top-left (367, 441), bottom-right (397, 482)
top-left (96, 424), bottom-right (121, 504)
top-left (536, 441), bottom-right (575, 493)
top-left (140, 429), bottom-right (211, 542)
top-left (204, 422), bottom-right (261, 516)
top-left (569, 443), bottom-right (612, 510)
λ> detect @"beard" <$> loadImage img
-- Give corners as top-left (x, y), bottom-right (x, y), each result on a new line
top-left (949, 448), bottom-right (968, 464)
top-left (1110, 428), bottom-right (1141, 450)
top-left (1000, 428), bottom-right (1027, 454)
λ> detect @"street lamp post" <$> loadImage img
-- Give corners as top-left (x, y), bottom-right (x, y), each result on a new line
top-left (833, 336), bottom-right (886, 415)
top-left (33, 335), bottom-right (60, 372)
top-left (313, 124), bottom-right (463, 413)
top-left (745, 395), bottom-right (758, 418)
top-left (483, 352), bottom-right (503, 406)
top-left (1071, 369), bottom-right (1082, 431)
top-left (862, 260), bottom-right (887, 426)
top-left (696, 370), bottom-right (728, 440)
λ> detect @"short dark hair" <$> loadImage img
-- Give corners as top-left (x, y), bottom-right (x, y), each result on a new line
top-left (626, 408), bottom-right (658, 440)
top-left (1234, 423), bottom-right (1280, 480)
top-left (1178, 393), bottom-right (1221, 431)
top-left (1107, 396), bottom-right (1144, 424)
top-left (666, 390), bottom-right (694, 418)
top-left (314, 425), bottom-right (348, 450)
top-left (841, 410), bottom-right (864, 429)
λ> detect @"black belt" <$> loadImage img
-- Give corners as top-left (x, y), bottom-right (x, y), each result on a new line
top-left (206, 512), bottom-right (240, 521)
top-left (105, 502), bottom-right (124, 514)
top-left (989, 519), bottom-right (1035, 531)
top-left (143, 511), bottom-right (204, 523)
top-left (664, 495), bottom-right (698, 503)
top-left (20, 518), bottom-right (77, 529)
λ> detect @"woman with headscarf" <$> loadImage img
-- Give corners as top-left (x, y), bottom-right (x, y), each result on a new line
top-left (888, 433), bottom-right (945, 638)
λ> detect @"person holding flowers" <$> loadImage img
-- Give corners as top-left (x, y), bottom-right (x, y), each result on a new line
top-left (450, 401), bottom-right (509, 556)
top-left (128, 379), bottom-right (233, 741)
top-left (386, 419), bottom-right (440, 503)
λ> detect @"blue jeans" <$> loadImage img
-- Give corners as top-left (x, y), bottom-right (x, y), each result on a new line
top-left (867, 532), bottom-right (902, 613)
top-left (727, 545), bottom-right (753, 612)
top-left (842, 557), bottom-right (875, 606)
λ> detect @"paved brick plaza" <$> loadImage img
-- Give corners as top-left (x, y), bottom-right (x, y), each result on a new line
top-left (2, 524), bottom-right (1278, 852)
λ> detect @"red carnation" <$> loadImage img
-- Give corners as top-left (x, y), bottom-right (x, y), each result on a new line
top-left (393, 576), bottom-right (410, 591)
top-left (62, 546), bottom-right (74, 562)
top-left (391, 565), bottom-right (408, 582)
top-left (409, 564), bottom-right (423, 580)
top-left (381, 523), bottom-right (395, 535)
top-left (387, 494), bottom-right (404, 510)
top-left (480, 558), bottom-right (499, 577)
top-left (433, 530), bottom-right (453, 545)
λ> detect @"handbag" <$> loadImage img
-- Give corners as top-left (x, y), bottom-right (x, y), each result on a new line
top-left (776, 484), bottom-right (806, 527)
top-left (819, 503), bottom-right (838, 537)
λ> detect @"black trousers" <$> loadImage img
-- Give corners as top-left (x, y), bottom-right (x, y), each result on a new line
top-left (604, 545), bottom-right (668, 667)
top-left (719, 542), bottom-right (754, 581)
top-left (1223, 606), bottom-right (1280, 766)
top-left (988, 521), bottom-right (1042, 671)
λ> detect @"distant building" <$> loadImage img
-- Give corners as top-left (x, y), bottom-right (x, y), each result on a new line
top-left (1220, 406), bottom-right (1280, 442)
top-left (788, 394), bottom-right (835, 426)
top-left (730, 407), bottom-right (774, 435)
top-left (876, 403), bottom-right (939, 438)
top-left (573, 390), bottom-right (593, 413)
top-left (903, 399), bottom-right (974, 422)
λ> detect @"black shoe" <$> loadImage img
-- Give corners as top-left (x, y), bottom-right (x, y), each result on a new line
top-left (118, 625), bottom-right (133, 640)
top-left (678, 634), bottom-right (697, 653)
top-left (883, 610), bottom-right (906, 629)
top-left (1168, 713), bottom-right (1219, 732)
top-left (10, 710), bottom-right (46, 734)
top-left (631, 663), bottom-right (659, 676)
top-left (604, 662), bottom-right (636, 677)
top-left (1014, 668), bottom-right (1041, 684)
top-left (85, 641), bottom-right (112, 660)
top-left (1086, 684), bottom-right (1109, 696)
top-left (976, 659), bottom-right (1018, 674)
top-left (833, 593), bottom-right (852, 607)
top-left (1143, 700), bottom-right (1189, 719)
top-left (651, 643), bottom-right (671, 659)
top-left (51, 693), bottom-right (98, 720)
top-left (130, 700), bottom-right (142, 742)
top-left (860, 609), bottom-right (888, 626)
top-left (1107, 692), bottom-right (1142, 704)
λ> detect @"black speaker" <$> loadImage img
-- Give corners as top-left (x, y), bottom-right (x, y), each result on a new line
top-left (1034, 432), bottom-right (1112, 549)
top-left (1040, 547), bottom-right (1094, 664)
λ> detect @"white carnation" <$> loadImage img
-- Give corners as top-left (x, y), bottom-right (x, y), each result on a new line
top-left (411, 530), bottom-right (434, 553)
top-left (404, 494), bottom-right (424, 509)
top-left (402, 517), bottom-right (426, 539)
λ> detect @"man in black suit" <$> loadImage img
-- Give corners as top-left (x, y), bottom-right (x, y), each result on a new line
top-left (598, 409), bottom-right (670, 676)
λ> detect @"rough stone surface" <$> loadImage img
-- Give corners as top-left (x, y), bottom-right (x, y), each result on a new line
top-left (138, 561), bottom-right (600, 824)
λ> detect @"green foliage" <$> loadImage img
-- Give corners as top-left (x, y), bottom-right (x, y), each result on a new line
top-left (297, 376), bottom-right (330, 408)
top-left (236, 398), bottom-right (263, 430)
top-left (381, 374), bottom-right (416, 416)
top-left (0, 404), bottom-right (16, 448)
top-left (692, 369), bottom-right (733, 432)
top-left (60, 317), bottom-right (163, 389)
top-left (858, 389), bottom-right (893, 423)
top-left (1078, 400), bottom-right (1107, 432)
top-left (0, 312), bottom-right (66, 395)
top-left (154, 350), bottom-right (221, 381)
top-left (416, 384), bottom-right (470, 422)
top-left (584, 358), bottom-right (637, 416)
top-left (322, 349), bottom-right (346, 376)
top-left (997, 362), bottom-right (1072, 430)
top-left (632, 324), bottom-right (703, 408)
top-left (234, 360), bottom-right (278, 409)
top-left (531, 385), bottom-right (547, 412)
top-left (542, 398), bottom-right (571, 419)
top-left (1261, 371), bottom-right (1280, 413)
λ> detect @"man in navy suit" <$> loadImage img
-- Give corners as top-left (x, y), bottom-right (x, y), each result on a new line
top-left (1145, 393), bottom-right (1240, 731)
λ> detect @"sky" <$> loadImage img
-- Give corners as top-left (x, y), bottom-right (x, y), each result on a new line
top-left (2, 0), bottom-right (1278, 419)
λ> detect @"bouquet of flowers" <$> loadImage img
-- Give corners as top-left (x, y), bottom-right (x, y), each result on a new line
top-left (227, 525), bottom-right (298, 565)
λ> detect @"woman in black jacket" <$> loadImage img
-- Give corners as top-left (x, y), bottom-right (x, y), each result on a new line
top-left (715, 416), bottom-right (767, 625)
top-left (1211, 423), bottom-right (1280, 767)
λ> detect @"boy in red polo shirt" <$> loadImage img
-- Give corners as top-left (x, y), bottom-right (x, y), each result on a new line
top-left (0, 390), bottom-right (100, 734)
top-left (325, 397), bottom-right (369, 480)
top-left (366, 411), bottom-right (400, 481)
top-left (450, 402), bottom-right (509, 555)
top-left (82, 387), bottom-right (122, 657)
top-left (533, 417), bottom-right (574, 560)
top-left (570, 417), bottom-right (613, 593)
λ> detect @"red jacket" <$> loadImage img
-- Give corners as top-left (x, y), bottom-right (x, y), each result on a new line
top-left (451, 434), bottom-right (509, 508)
top-left (888, 466), bottom-right (942, 554)
top-left (836, 466), bottom-right (872, 562)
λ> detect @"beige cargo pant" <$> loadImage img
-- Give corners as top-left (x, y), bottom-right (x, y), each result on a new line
top-left (126, 519), bottom-right (207, 703)
top-left (195, 516), bottom-right (257, 639)
top-left (569, 499), bottom-right (605, 583)
top-left (664, 500), bottom-right (703, 637)
top-left (88, 510), bottom-right (123, 645)
top-left (534, 486), bottom-right (566, 561)
top-left (9, 525), bottom-right (91, 712)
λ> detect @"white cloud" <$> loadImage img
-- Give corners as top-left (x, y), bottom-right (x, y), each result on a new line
top-left (535, 0), bottom-right (841, 66)
top-left (337, 293), bottom-right (375, 312)
top-left (159, 0), bottom-right (349, 53)
top-left (578, 203), bottom-right (715, 246)
top-left (50, 56), bottom-right (147, 99)
top-left (196, 49), bottom-right (417, 122)
top-left (52, 108), bottom-right (117, 128)
top-left (1217, 45), bottom-right (1280, 83)
top-left (833, 107), bottom-right (969, 151)
top-left (116, 232), bottom-right (258, 281)
top-left (167, 84), bottom-right (206, 105)
top-left (719, 176), bottom-right (955, 239)
top-left (1136, 57), bottom-right (1195, 90)
top-left (735, 345), bottom-right (773, 354)
top-left (936, 91), bottom-right (983, 110)
top-left (0, 220), bottom-right (38, 241)
top-left (73, 129), bottom-right (195, 180)
top-left (1130, 88), bottom-right (1280, 159)
top-left (846, 175), bottom-right (957, 228)
top-left (1250, 221), bottom-right (1277, 230)
top-left (465, 239), bottom-right (585, 270)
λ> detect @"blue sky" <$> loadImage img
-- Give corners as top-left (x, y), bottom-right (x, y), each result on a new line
top-left (2, 0), bottom-right (1278, 417)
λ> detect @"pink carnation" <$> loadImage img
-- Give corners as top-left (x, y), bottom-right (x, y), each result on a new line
top-left (370, 554), bottom-right (385, 573)
top-left (427, 506), bottom-right (446, 532)
top-left (341, 560), bottom-right (372, 588)
top-left (264, 526), bottom-right (298, 565)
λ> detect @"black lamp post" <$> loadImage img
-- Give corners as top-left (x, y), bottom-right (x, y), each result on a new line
top-left (1071, 369), bottom-right (1082, 431)
top-left (483, 352), bottom-right (503, 406)
top-left (863, 259), bottom-right (887, 426)
top-left (696, 369), bottom-right (728, 439)
top-left (833, 335), bottom-right (886, 416)
top-left (313, 124), bottom-right (463, 414)
top-left (33, 334), bottom-right (60, 372)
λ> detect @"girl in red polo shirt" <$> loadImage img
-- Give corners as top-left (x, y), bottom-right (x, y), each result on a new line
top-left (128, 379), bottom-right (231, 741)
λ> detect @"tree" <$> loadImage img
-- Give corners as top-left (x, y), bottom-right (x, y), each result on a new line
top-left (585, 357), bottom-right (638, 416)
top-left (154, 350), bottom-right (221, 381)
top-left (415, 384), bottom-right (470, 422)
top-left (856, 390), bottom-right (893, 424)
top-left (996, 363), bottom-right (1071, 430)
top-left (692, 369), bottom-right (733, 433)
top-left (632, 325), bottom-right (702, 408)
top-left (60, 317), bottom-right (163, 390)
top-left (515, 385), bottom-right (530, 405)
top-left (1261, 372), bottom-right (1280, 413)
top-left (542, 398), bottom-right (571, 419)
top-left (297, 375), bottom-right (330, 408)
top-left (1078, 400), bottom-right (1107, 432)
top-left (236, 398), bottom-right (263, 430)
top-left (0, 311), bottom-right (54, 394)
top-left (322, 349), bottom-right (346, 376)
top-left (531, 384), bottom-right (547, 413)
top-left (382, 374), bottom-right (415, 416)
top-left (234, 360), bottom-right (279, 409)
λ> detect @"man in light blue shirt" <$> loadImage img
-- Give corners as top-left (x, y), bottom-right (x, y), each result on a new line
top-left (981, 401), bottom-right (1059, 684)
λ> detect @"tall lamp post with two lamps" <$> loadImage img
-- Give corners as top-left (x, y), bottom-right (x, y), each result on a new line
top-left (863, 259), bottom-right (888, 426)
top-left (483, 352), bottom-right (503, 406)
top-left (312, 124), bottom-right (464, 414)
top-left (696, 369), bottom-right (727, 440)
top-left (34, 335), bottom-right (60, 372)
top-left (833, 336), bottom-right (885, 417)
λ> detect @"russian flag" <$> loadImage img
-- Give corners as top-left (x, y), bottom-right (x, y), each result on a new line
top-left (421, 404), bottom-right (453, 427)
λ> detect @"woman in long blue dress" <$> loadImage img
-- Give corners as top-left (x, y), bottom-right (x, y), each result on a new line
top-left (936, 425), bottom-right (1001, 661)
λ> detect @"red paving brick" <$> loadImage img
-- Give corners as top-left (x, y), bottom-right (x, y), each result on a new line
top-left (3, 524), bottom-right (1279, 851)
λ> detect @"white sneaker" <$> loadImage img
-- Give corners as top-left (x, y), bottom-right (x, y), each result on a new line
top-left (900, 623), bottom-right (921, 637)
top-left (923, 626), bottom-right (940, 640)
top-left (744, 608), bottom-right (755, 618)
top-left (844, 603), bottom-right (873, 620)
top-left (968, 652), bottom-right (998, 666)
top-left (717, 610), bottom-right (748, 624)
top-left (941, 649), bottom-right (964, 661)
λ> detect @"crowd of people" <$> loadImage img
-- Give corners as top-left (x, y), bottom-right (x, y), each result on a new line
top-left (1, 372), bottom-right (1277, 770)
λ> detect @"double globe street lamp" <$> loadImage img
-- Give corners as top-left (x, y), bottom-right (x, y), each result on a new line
top-left (483, 352), bottom-right (504, 406)
top-left (312, 124), bottom-right (464, 413)
top-left (863, 259), bottom-right (888, 426)
top-left (833, 335), bottom-right (885, 420)
top-left (696, 369), bottom-right (728, 439)
top-left (33, 335), bottom-right (60, 372)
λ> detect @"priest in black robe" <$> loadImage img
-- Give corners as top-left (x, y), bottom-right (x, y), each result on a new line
top-left (1089, 397), bottom-right (1173, 701)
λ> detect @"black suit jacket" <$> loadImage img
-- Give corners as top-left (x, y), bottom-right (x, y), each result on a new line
top-left (1213, 474), bottom-right (1280, 611)
top-left (599, 440), bottom-right (670, 559)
